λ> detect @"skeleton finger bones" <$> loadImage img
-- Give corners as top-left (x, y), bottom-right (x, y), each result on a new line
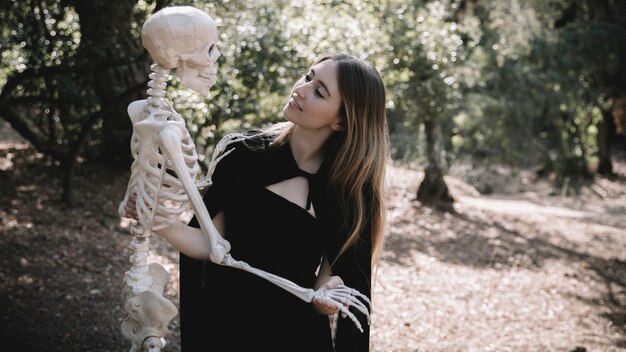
top-left (313, 285), bottom-right (372, 332)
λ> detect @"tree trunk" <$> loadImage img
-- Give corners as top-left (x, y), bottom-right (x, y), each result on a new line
top-left (416, 118), bottom-right (454, 207)
top-left (613, 94), bottom-right (626, 136)
top-left (60, 157), bottom-right (77, 205)
top-left (553, 111), bottom-right (591, 180)
top-left (597, 106), bottom-right (614, 176)
top-left (570, 112), bottom-right (592, 178)
top-left (71, 0), bottom-right (149, 165)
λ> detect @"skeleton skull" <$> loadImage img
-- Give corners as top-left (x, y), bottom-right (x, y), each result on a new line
top-left (142, 6), bottom-right (220, 96)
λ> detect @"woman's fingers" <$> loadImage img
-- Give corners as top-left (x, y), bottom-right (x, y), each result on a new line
top-left (312, 276), bottom-right (348, 316)
top-left (312, 298), bottom-right (340, 315)
top-left (321, 276), bottom-right (344, 289)
top-left (122, 194), bottom-right (139, 220)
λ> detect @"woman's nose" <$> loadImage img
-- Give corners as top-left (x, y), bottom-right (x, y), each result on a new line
top-left (294, 81), bottom-right (308, 98)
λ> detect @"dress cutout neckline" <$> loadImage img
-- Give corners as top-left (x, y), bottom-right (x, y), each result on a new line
top-left (285, 142), bottom-right (322, 212)
top-left (259, 142), bottom-right (322, 217)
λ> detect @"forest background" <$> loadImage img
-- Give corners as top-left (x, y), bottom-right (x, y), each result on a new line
top-left (1, 0), bottom-right (625, 351)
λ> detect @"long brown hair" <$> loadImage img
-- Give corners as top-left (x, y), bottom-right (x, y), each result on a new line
top-left (326, 54), bottom-right (388, 266)
top-left (270, 54), bottom-right (388, 267)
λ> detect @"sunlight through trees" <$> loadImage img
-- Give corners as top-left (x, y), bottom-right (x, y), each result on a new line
top-left (1, 0), bottom-right (625, 202)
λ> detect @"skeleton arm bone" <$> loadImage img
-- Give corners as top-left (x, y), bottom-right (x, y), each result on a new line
top-left (158, 126), bottom-right (231, 263)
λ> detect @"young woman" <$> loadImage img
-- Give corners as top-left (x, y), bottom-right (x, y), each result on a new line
top-left (128, 53), bottom-right (388, 351)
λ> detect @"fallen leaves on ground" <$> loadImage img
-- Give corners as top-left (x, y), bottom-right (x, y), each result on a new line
top-left (1, 144), bottom-right (625, 352)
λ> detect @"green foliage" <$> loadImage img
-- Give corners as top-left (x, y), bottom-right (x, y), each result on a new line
top-left (383, 0), bottom-right (472, 162)
top-left (0, 1), bottom-right (92, 159)
top-left (447, 0), bottom-right (626, 181)
top-left (166, 0), bottom-right (388, 163)
top-left (2, 0), bottom-right (625, 192)
top-left (0, 0), bottom-right (162, 202)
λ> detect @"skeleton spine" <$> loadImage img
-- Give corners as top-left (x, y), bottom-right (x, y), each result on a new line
top-left (125, 226), bottom-right (152, 296)
top-left (124, 63), bottom-right (171, 297)
top-left (146, 63), bottom-right (169, 110)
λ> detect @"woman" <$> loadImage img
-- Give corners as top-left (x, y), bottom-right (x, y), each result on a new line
top-left (129, 53), bottom-right (387, 351)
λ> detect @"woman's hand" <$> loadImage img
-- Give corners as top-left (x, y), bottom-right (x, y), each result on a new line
top-left (121, 194), bottom-right (139, 221)
top-left (312, 276), bottom-right (347, 317)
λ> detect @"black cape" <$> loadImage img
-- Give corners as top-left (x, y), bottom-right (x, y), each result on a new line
top-left (180, 138), bottom-right (372, 351)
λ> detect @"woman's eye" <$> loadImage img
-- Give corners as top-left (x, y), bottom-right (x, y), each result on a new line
top-left (208, 45), bottom-right (215, 56)
top-left (303, 73), bottom-right (323, 97)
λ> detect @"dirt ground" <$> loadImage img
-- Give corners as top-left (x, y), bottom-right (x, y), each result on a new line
top-left (1, 122), bottom-right (625, 351)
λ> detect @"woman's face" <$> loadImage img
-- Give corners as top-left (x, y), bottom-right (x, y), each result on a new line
top-left (283, 60), bottom-right (344, 133)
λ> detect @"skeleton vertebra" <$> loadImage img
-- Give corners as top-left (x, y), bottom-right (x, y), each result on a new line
top-left (118, 7), bottom-right (371, 351)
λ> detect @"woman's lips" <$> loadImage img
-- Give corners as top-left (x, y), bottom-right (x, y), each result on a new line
top-left (289, 98), bottom-right (303, 111)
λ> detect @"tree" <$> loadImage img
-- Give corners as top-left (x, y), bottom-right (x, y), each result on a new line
top-left (450, 0), bottom-right (626, 188)
top-left (549, 0), bottom-right (626, 177)
top-left (383, 0), bottom-right (473, 206)
top-left (0, 0), bottom-right (168, 203)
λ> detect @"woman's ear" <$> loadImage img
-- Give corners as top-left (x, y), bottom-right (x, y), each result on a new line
top-left (331, 117), bottom-right (346, 132)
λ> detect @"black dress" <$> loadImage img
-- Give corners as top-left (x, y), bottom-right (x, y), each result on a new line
top-left (180, 138), bottom-right (372, 352)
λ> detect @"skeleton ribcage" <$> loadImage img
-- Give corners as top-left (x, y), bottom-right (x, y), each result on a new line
top-left (119, 116), bottom-right (205, 231)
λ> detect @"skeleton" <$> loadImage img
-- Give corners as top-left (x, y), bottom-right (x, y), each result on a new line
top-left (118, 6), bottom-right (371, 351)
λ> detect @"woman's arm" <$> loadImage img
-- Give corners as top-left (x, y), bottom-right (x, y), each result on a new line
top-left (123, 195), bottom-right (226, 261)
top-left (154, 211), bottom-right (225, 261)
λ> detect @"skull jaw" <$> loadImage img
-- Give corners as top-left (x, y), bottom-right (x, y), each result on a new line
top-left (177, 65), bottom-right (217, 97)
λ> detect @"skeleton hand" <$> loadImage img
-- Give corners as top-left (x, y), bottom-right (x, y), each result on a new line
top-left (313, 276), bottom-right (347, 317)
top-left (311, 280), bottom-right (372, 332)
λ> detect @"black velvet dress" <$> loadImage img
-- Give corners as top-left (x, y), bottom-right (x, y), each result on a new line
top-left (180, 138), bottom-right (372, 352)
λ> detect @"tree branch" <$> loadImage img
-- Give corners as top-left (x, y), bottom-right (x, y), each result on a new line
top-left (0, 106), bottom-right (66, 161)
top-left (0, 55), bottom-right (148, 110)
top-left (0, 74), bottom-right (146, 163)
top-left (68, 78), bottom-right (148, 153)
top-left (8, 96), bottom-right (58, 105)
top-left (0, 65), bottom-right (74, 110)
